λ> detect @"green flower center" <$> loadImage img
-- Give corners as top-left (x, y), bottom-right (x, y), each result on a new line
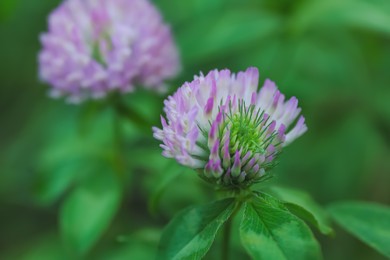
top-left (224, 102), bottom-right (274, 157)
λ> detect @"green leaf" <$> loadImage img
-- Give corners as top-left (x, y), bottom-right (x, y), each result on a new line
top-left (60, 167), bottom-right (122, 256)
top-left (157, 198), bottom-right (235, 260)
top-left (328, 201), bottom-right (390, 258)
top-left (240, 193), bottom-right (322, 260)
top-left (284, 203), bottom-right (333, 237)
top-left (268, 186), bottom-right (333, 235)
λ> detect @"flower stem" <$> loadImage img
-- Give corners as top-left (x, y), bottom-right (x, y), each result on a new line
top-left (221, 200), bottom-right (243, 260)
top-left (221, 217), bottom-right (232, 260)
top-left (113, 107), bottom-right (126, 179)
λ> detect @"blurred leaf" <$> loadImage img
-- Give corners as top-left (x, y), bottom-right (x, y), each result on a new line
top-left (60, 168), bottom-right (122, 257)
top-left (268, 186), bottom-right (333, 235)
top-left (98, 228), bottom-right (161, 260)
top-left (240, 193), bottom-right (322, 260)
top-left (0, 0), bottom-right (20, 22)
top-left (155, 0), bottom-right (225, 26)
top-left (374, 90), bottom-right (390, 116)
top-left (117, 227), bottom-right (161, 244)
top-left (328, 201), bottom-right (390, 258)
top-left (233, 38), bottom-right (283, 77)
top-left (129, 145), bottom-right (210, 217)
top-left (146, 169), bottom-right (210, 218)
top-left (34, 160), bottom-right (90, 205)
top-left (34, 108), bottom-right (116, 204)
top-left (157, 198), bottom-right (235, 260)
top-left (96, 241), bottom-right (156, 260)
top-left (341, 1), bottom-right (390, 35)
top-left (1, 232), bottom-right (65, 260)
top-left (290, 0), bottom-right (352, 33)
top-left (178, 10), bottom-right (282, 66)
top-left (275, 112), bottom-right (384, 202)
top-left (39, 109), bottom-right (114, 165)
top-left (148, 162), bottom-right (184, 215)
top-left (291, 0), bottom-right (390, 35)
top-left (290, 32), bottom-right (366, 97)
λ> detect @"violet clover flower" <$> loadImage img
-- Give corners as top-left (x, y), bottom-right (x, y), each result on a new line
top-left (39, 0), bottom-right (180, 103)
top-left (153, 67), bottom-right (307, 189)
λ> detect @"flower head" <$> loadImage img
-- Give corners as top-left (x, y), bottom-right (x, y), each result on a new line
top-left (39, 0), bottom-right (180, 103)
top-left (153, 67), bottom-right (307, 189)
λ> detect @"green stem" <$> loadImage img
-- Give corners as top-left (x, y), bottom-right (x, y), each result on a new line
top-left (221, 200), bottom-right (243, 260)
top-left (113, 108), bottom-right (126, 179)
top-left (221, 216), bottom-right (233, 260)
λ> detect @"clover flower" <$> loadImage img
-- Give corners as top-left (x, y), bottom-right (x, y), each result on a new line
top-left (153, 67), bottom-right (307, 189)
top-left (38, 0), bottom-right (180, 103)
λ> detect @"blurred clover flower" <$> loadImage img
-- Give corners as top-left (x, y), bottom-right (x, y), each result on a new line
top-left (153, 67), bottom-right (307, 189)
top-left (38, 0), bottom-right (180, 103)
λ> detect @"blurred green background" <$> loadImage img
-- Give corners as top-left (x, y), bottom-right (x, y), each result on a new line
top-left (0, 0), bottom-right (389, 259)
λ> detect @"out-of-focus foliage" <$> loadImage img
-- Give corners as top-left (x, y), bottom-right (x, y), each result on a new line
top-left (328, 201), bottom-right (390, 258)
top-left (0, 0), bottom-right (389, 259)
